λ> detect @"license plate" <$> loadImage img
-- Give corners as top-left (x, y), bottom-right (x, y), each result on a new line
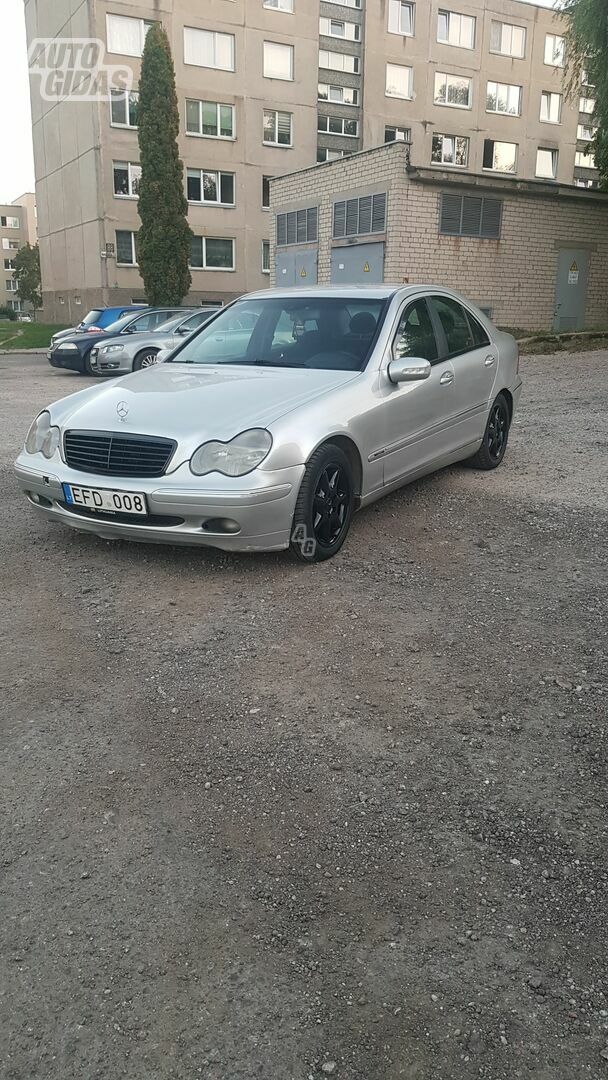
top-left (62, 483), bottom-right (148, 516)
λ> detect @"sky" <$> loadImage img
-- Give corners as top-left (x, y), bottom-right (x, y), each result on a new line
top-left (0, 0), bottom-right (558, 207)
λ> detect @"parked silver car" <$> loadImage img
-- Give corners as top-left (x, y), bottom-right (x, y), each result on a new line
top-left (15, 286), bottom-right (522, 562)
top-left (88, 308), bottom-right (218, 375)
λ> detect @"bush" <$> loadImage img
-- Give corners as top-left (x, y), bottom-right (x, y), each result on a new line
top-left (0, 307), bottom-right (18, 321)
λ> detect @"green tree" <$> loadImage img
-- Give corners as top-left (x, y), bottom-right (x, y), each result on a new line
top-left (13, 243), bottom-right (42, 315)
top-left (559, 0), bottom-right (608, 189)
top-left (136, 23), bottom-right (191, 304)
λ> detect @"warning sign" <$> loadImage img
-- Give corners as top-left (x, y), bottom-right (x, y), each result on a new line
top-left (300, 267), bottom-right (307, 278)
top-left (363, 262), bottom-right (370, 273)
top-left (568, 260), bottom-right (579, 285)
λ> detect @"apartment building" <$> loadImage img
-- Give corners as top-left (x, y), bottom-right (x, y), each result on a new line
top-left (25, 0), bottom-right (596, 320)
top-left (0, 194), bottom-right (37, 313)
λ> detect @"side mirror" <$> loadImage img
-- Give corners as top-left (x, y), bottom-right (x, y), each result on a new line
top-left (175, 326), bottom-right (189, 336)
top-left (387, 356), bottom-right (432, 384)
top-left (156, 348), bottom-right (170, 363)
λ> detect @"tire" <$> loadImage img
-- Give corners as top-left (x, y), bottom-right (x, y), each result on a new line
top-left (133, 349), bottom-right (160, 372)
top-left (466, 392), bottom-right (511, 470)
top-left (290, 443), bottom-right (355, 563)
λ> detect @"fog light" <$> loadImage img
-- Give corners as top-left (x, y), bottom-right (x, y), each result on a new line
top-left (201, 517), bottom-right (241, 534)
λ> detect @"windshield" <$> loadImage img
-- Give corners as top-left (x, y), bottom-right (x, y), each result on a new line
top-left (79, 308), bottom-right (104, 327)
top-left (168, 297), bottom-right (387, 371)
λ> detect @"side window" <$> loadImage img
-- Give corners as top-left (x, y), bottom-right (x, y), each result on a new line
top-left (393, 299), bottom-right (438, 362)
top-left (129, 313), bottom-right (156, 331)
top-left (431, 296), bottom-right (475, 356)
top-left (467, 310), bottom-right (491, 347)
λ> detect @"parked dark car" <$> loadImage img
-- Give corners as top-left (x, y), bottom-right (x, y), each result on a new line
top-left (50, 305), bottom-right (148, 347)
top-left (47, 308), bottom-right (189, 374)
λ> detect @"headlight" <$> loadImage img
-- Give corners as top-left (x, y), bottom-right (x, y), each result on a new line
top-left (25, 411), bottom-right (60, 458)
top-left (59, 343), bottom-right (78, 351)
top-left (103, 344), bottom-right (124, 353)
top-left (190, 429), bottom-right (272, 477)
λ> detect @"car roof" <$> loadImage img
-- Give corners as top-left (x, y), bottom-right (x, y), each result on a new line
top-left (244, 285), bottom-right (402, 301)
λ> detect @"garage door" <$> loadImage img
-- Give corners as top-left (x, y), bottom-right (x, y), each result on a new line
top-left (330, 242), bottom-right (385, 284)
top-left (275, 248), bottom-right (318, 287)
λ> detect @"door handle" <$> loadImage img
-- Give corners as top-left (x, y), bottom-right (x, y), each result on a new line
top-left (440, 371), bottom-right (454, 385)
top-left (484, 354), bottom-right (496, 366)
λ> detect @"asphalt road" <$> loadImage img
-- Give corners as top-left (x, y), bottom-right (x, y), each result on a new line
top-left (1, 351), bottom-right (607, 1080)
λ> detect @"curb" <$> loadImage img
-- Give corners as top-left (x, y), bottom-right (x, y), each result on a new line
top-left (0, 348), bottom-right (48, 355)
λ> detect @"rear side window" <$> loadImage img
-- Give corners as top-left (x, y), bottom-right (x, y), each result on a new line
top-left (431, 296), bottom-right (474, 356)
top-left (393, 299), bottom-right (438, 362)
top-left (467, 310), bottom-right (490, 347)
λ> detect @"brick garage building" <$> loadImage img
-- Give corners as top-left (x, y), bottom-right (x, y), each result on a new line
top-left (270, 141), bottom-right (608, 331)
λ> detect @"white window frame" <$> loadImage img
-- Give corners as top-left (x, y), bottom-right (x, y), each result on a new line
top-left (106, 14), bottom-right (152, 57)
top-left (544, 34), bottom-right (565, 67)
top-left (575, 150), bottom-right (596, 169)
top-left (385, 125), bottom-right (411, 143)
top-left (318, 83), bottom-right (359, 106)
top-left (185, 99), bottom-right (235, 140)
top-left (386, 63), bottom-right (413, 100)
top-left (1, 216), bottom-right (20, 229)
top-left (6, 279), bottom-right (18, 292)
top-left (110, 88), bottom-right (139, 129)
top-left (329, 0), bottom-right (361, 6)
top-left (388, 0), bottom-right (415, 37)
top-left (317, 147), bottom-right (346, 162)
top-left (116, 230), bottom-right (138, 266)
top-left (262, 240), bottom-right (271, 274)
top-left (4, 259), bottom-right (16, 270)
top-left (190, 236), bottom-right (235, 272)
top-left (318, 49), bottom-right (360, 74)
top-left (490, 20), bottom-right (526, 59)
top-left (486, 81), bottom-right (522, 117)
top-left (2, 238), bottom-right (19, 250)
top-left (317, 114), bottom-right (359, 137)
top-left (431, 132), bottom-right (469, 167)
top-left (186, 168), bottom-right (236, 207)
top-left (263, 40), bottom-right (294, 80)
top-left (263, 108), bottom-right (293, 146)
top-left (540, 91), bottom-right (562, 124)
top-left (319, 17), bottom-right (360, 41)
top-left (579, 96), bottom-right (596, 114)
top-left (112, 161), bottom-right (141, 199)
top-left (263, 0), bottom-right (294, 10)
top-left (577, 123), bottom-right (596, 141)
top-left (536, 148), bottom-right (558, 179)
top-left (437, 9), bottom-right (475, 50)
top-left (434, 71), bottom-right (472, 109)
top-left (483, 139), bottom-right (518, 174)
top-left (184, 27), bottom-right (235, 71)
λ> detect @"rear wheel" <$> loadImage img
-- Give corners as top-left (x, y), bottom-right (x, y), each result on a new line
top-left (133, 349), bottom-right (160, 372)
top-left (466, 392), bottom-right (510, 470)
top-left (290, 444), bottom-right (354, 563)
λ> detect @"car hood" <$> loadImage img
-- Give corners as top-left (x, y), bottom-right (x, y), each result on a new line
top-left (48, 362), bottom-right (359, 447)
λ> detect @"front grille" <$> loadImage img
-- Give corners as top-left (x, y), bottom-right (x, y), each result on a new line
top-left (64, 430), bottom-right (176, 478)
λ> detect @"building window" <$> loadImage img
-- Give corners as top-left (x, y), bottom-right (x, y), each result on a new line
top-left (186, 99), bottom-right (235, 139)
top-left (580, 96), bottom-right (596, 114)
top-left (439, 193), bottom-right (502, 238)
top-left (319, 17), bottom-right (360, 41)
top-left (113, 161), bottom-right (141, 198)
top-left (317, 147), bottom-right (347, 162)
top-left (263, 109), bottom-right (293, 146)
top-left (318, 83), bottom-right (359, 105)
top-left (187, 169), bottom-right (235, 206)
top-left (262, 176), bottom-right (271, 209)
top-left (8, 299), bottom-right (21, 310)
top-left (264, 0), bottom-right (294, 9)
top-left (544, 34), bottom-right (565, 67)
top-left (577, 123), bottom-right (596, 141)
top-left (536, 148), bottom-right (558, 179)
top-left (329, 0), bottom-right (361, 6)
top-left (385, 125), bottom-right (411, 143)
top-left (388, 1), bottom-right (415, 36)
top-left (110, 88), bottom-right (139, 128)
top-left (4, 259), bottom-right (16, 270)
top-left (431, 133), bottom-right (469, 166)
top-left (575, 149), bottom-right (596, 168)
top-left (190, 236), bottom-right (235, 270)
top-left (115, 231), bottom-right (138, 265)
top-left (262, 241), bottom-right (271, 273)
top-left (386, 63), bottom-right (413, 99)
top-left (540, 91), bottom-right (562, 123)
top-left (2, 239), bottom-right (19, 250)
top-left (276, 207), bottom-right (318, 246)
top-left (106, 14), bottom-right (152, 57)
top-left (483, 139), bottom-right (517, 173)
top-left (486, 82), bottom-right (522, 116)
top-left (184, 27), bottom-right (235, 71)
top-left (437, 10), bottom-right (475, 49)
top-left (434, 71), bottom-right (472, 108)
top-left (333, 193), bottom-right (387, 238)
top-left (317, 114), bottom-right (359, 137)
top-left (1, 216), bottom-right (20, 229)
top-left (318, 49), bottom-right (360, 74)
top-left (263, 41), bottom-right (294, 80)
top-left (574, 177), bottom-right (598, 188)
top-left (490, 20), bottom-right (525, 59)
top-left (6, 279), bottom-right (17, 292)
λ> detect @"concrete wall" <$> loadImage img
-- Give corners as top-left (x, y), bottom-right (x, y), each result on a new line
top-left (271, 141), bottom-right (608, 331)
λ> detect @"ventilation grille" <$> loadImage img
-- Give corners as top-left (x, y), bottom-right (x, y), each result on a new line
top-left (64, 430), bottom-right (176, 478)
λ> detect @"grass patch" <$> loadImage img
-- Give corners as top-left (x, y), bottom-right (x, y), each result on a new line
top-left (0, 320), bottom-right (70, 350)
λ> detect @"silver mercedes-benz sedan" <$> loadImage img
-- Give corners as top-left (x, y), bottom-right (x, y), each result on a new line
top-left (15, 286), bottom-right (522, 562)
top-left (88, 307), bottom-right (218, 375)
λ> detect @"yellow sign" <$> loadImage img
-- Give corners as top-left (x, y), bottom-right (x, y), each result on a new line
top-left (570, 261), bottom-right (578, 273)
top-left (300, 267), bottom-right (307, 278)
top-left (363, 262), bottom-right (370, 273)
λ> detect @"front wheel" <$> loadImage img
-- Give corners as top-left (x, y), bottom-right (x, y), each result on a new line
top-left (466, 392), bottom-right (510, 470)
top-left (290, 444), bottom-right (354, 563)
top-left (83, 349), bottom-right (103, 377)
top-left (133, 349), bottom-right (160, 371)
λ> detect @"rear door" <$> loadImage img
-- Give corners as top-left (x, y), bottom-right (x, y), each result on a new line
top-left (428, 295), bottom-right (497, 448)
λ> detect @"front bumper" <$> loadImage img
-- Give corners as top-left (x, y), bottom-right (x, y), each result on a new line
top-left (88, 346), bottom-right (132, 375)
top-left (14, 455), bottom-right (305, 552)
top-left (47, 348), bottom-right (86, 372)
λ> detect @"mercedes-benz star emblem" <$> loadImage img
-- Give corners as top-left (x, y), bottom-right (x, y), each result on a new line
top-left (116, 401), bottom-right (129, 422)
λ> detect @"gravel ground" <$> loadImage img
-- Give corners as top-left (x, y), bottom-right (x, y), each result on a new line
top-left (1, 351), bottom-right (607, 1080)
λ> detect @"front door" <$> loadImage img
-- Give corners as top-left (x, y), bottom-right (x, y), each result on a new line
top-left (553, 248), bottom-right (590, 331)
